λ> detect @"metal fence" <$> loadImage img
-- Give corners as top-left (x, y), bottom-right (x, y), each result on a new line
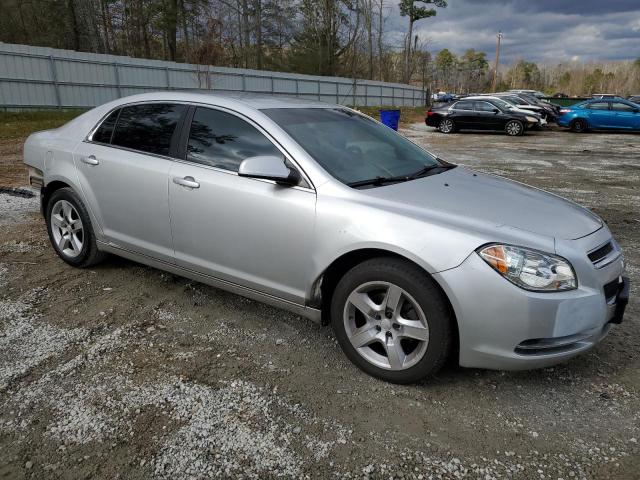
top-left (0, 43), bottom-right (426, 110)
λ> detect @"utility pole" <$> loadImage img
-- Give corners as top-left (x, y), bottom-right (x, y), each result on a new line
top-left (492, 31), bottom-right (502, 92)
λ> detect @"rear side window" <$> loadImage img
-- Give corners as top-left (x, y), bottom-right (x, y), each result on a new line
top-left (111, 103), bottom-right (185, 156)
top-left (453, 101), bottom-right (473, 110)
top-left (611, 102), bottom-right (635, 112)
top-left (587, 102), bottom-right (609, 110)
top-left (92, 109), bottom-right (120, 144)
top-left (474, 101), bottom-right (497, 112)
top-left (186, 108), bottom-right (283, 172)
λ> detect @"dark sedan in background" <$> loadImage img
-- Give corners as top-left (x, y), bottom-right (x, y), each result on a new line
top-left (426, 98), bottom-right (540, 136)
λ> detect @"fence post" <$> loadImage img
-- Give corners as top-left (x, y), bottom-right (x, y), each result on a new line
top-left (271, 76), bottom-right (275, 93)
top-left (241, 73), bottom-right (246, 92)
top-left (352, 79), bottom-right (356, 107)
top-left (48, 55), bottom-right (62, 109)
top-left (335, 81), bottom-right (339, 104)
top-left (391, 87), bottom-right (395, 107)
top-left (113, 62), bottom-right (122, 98)
top-left (317, 80), bottom-right (321, 101)
top-left (165, 67), bottom-right (171, 90)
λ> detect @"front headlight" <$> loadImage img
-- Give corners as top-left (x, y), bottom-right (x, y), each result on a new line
top-left (477, 244), bottom-right (577, 291)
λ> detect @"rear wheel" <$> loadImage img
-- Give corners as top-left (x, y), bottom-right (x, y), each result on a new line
top-left (46, 188), bottom-right (106, 268)
top-left (570, 119), bottom-right (588, 133)
top-left (331, 257), bottom-right (453, 384)
top-left (505, 120), bottom-right (524, 136)
top-left (438, 118), bottom-right (456, 134)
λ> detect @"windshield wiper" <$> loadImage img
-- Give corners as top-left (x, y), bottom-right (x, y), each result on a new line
top-left (348, 160), bottom-right (456, 189)
top-left (347, 175), bottom-right (407, 188)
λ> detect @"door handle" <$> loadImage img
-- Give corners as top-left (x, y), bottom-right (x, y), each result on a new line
top-left (82, 155), bottom-right (99, 166)
top-left (173, 176), bottom-right (200, 189)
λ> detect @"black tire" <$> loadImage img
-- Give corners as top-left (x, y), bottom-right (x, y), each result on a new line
top-left (330, 257), bottom-right (454, 384)
top-left (438, 118), bottom-right (456, 134)
top-left (45, 187), bottom-right (107, 268)
top-left (505, 120), bottom-right (524, 136)
top-left (570, 118), bottom-right (588, 133)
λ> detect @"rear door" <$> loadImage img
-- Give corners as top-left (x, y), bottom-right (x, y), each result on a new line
top-left (585, 101), bottom-right (611, 128)
top-left (74, 103), bottom-right (185, 262)
top-left (168, 106), bottom-right (316, 303)
top-left (450, 100), bottom-right (476, 128)
top-left (610, 102), bottom-right (639, 129)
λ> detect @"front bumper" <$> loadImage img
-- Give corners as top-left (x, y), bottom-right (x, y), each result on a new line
top-left (433, 232), bottom-right (627, 370)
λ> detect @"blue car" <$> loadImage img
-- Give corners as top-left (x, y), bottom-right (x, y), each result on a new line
top-left (558, 98), bottom-right (640, 132)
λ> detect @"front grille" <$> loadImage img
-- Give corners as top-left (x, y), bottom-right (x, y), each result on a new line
top-left (588, 242), bottom-right (614, 264)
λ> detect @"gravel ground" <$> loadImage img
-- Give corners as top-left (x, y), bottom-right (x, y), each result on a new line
top-left (0, 125), bottom-right (638, 479)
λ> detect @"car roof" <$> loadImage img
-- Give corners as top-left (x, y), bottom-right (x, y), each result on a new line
top-left (106, 91), bottom-right (333, 111)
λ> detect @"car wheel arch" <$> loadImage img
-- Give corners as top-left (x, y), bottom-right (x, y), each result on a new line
top-left (311, 248), bottom-right (459, 344)
top-left (570, 118), bottom-right (588, 130)
top-left (41, 180), bottom-right (73, 215)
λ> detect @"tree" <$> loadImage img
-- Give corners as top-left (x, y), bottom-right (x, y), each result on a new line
top-left (289, 0), bottom-right (360, 76)
top-left (398, 0), bottom-right (446, 83)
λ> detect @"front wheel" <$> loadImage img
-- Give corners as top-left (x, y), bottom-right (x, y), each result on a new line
top-left (46, 187), bottom-right (106, 268)
top-left (438, 118), bottom-right (456, 134)
top-left (331, 257), bottom-right (454, 384)
top-left (505, 120), bottom-right (524, 136)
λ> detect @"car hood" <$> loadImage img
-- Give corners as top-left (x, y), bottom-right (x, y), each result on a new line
top-left (361, 167), bottom-right (602, 241)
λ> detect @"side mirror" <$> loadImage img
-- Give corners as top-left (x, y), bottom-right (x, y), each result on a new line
top-left (238, 155), bottom-right (300, 186)
top-left (493, 108), bottom-right (500, 114)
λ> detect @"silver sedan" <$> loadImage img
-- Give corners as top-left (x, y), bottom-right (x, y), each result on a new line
top-left (23, 92), bottom-right (629, 383)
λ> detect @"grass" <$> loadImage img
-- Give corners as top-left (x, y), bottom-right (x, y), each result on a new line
top-left (354, 106), bottom-right (427, 125)
top-left (0, 110), bottom-right (85, 140)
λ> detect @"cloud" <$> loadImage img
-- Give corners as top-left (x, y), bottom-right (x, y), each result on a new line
top-left (383, 0), bottom-right (640, 63)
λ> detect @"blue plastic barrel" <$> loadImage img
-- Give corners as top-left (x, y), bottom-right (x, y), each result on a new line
top-left (379, 109), bottom-right (401, 130)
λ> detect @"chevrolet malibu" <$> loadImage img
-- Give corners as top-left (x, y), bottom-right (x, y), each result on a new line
top-left (23, 92), bottom-right (629, 384)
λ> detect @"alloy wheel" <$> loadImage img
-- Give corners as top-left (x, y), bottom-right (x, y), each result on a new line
top-left (506, 120), bottom-right (523, 136)
top-left (343, 281), bottom-right (429, 371)
top-left (50, 200), bottom-right (84, 258)
top-left (439, 119), bottom-right (454, 133)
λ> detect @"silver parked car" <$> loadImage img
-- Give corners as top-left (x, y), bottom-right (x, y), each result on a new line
top-left (23, 92), bottom-right (629, 384)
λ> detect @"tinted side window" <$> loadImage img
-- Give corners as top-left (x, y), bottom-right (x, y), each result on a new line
top-left (454, 101), bottom-right (473, 110)
top-left (187, 108), bottom-right (283, 172)
top-left (112, 103), bottom-right (184, 156)
top-left (474, 101), bottom-right (497, 112)
top-left (611, 102), bottom-right (634, 112)
top-left (92, 109), bottom-right (120, 144)
top-left (587, 102), bottom-right (609, 111)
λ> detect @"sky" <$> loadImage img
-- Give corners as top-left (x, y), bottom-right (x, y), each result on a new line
top-left (384, 0), bottom-right (640, 64)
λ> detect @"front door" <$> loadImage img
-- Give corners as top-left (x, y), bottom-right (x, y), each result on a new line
top-left (74, 103), bottom-right (185, 262)
top-left (168, 106), bottom-right (316, 304)
top-left (610, 102), bottom-right (639, 129)
top-left (473, 101), bottom-right (502, 130)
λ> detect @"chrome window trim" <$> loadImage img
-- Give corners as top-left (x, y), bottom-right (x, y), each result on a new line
top-left (84, 99), bottom-right (315, 192)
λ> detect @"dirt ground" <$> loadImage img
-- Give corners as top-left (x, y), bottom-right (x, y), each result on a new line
top-left (0, 121), bottom-right (639, 480)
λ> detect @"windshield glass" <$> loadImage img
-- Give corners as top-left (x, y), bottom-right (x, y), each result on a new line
top-left (262, 108), bottom-right (440, 185)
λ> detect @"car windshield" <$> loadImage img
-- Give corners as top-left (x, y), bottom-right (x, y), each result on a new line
top-left (262, 108), bottom-right (442, 186)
